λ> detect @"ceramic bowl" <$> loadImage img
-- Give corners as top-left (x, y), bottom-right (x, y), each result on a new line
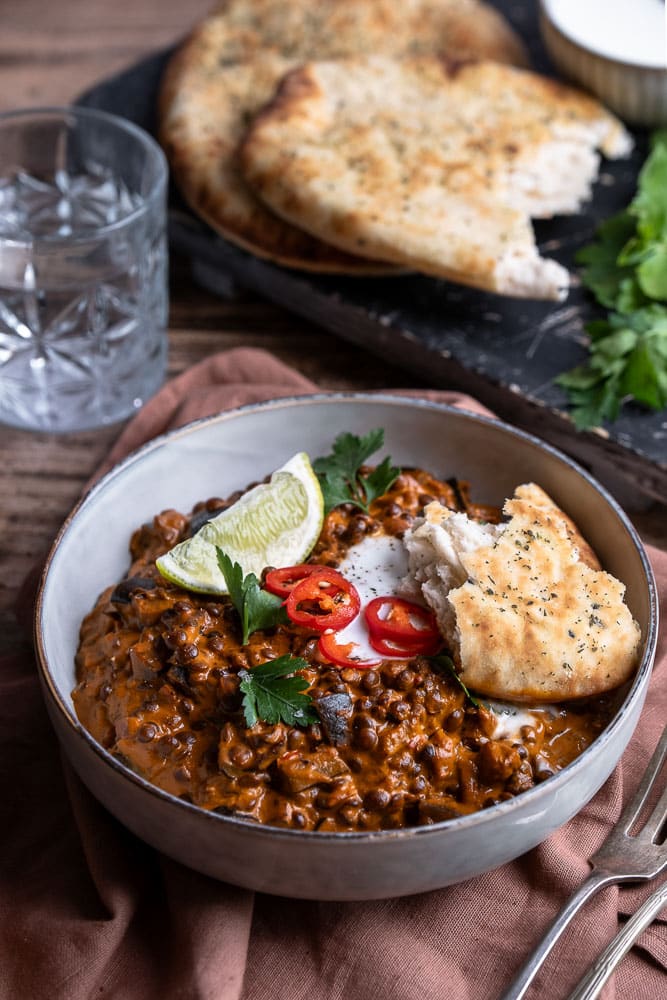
top-left (35, 395), bottom-right (658, 900)
top-left (539, 0), bottom-right (667, 126)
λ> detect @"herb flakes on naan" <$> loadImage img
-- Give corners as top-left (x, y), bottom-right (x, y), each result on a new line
top-left (159, 0), bottom-right (528, 272)
top-left (401, 484), bottom-right (641, 701)
top-left (240, 57), bottom-right (631, 297)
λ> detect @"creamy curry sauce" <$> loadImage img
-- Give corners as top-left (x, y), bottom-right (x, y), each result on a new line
top-left (73, 469), bottom-right (617, 832)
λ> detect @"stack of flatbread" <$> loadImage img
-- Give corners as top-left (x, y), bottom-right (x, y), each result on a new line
top-left (160, 0), bottom-right (631, 299)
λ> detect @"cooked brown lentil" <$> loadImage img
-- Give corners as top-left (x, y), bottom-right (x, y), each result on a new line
top-left (73, 468), bottom-right (616, 832)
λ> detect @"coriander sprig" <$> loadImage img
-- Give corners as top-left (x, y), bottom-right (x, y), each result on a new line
top-left (216, 549), bottom-right (287, 645)
top-left (238, 655), bottom-right (317, 727)
top-left (312, 429), bottom-right (400, 514)
top-left (557, 131), bottom-right (667, 429)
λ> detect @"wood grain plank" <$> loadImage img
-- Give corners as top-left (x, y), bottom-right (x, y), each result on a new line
top-left (0, 0), bottom-right (210, 110)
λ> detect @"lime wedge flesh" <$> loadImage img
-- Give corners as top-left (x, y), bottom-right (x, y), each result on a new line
top-left (156, 451), bottom-right (324, 594)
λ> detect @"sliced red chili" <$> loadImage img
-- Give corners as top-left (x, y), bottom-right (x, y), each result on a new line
top-left (365, 596), bottom-right (440, 647)
top-left (318, 632), bottom-right (381, 669)
top-left (368, 632), bottom-right (442, 658)
top-left (285, 569), bottom-right (360, 632)
top-left (264, 564), bottom-right (325, 597)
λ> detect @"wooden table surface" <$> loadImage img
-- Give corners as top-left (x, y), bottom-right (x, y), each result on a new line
top-left (0, 0), bottom-right (664, 660)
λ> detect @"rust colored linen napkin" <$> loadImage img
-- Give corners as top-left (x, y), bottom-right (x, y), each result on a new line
top-left (2, 347), bottom-right (665, 1000)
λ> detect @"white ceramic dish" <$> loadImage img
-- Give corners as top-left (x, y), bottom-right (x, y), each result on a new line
top-left (35, 395), bottom-right (658, 900)
top-left (540, 0), bottom-right (667, 126)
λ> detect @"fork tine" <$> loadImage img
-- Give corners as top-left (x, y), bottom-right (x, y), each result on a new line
top-left (617, 723), bottom-right (667, 835)
top-left (637, 780), bottom-right (667, 845)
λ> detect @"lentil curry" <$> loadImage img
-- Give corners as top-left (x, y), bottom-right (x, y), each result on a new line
top-left (73, 466), bottom-right (617, 832)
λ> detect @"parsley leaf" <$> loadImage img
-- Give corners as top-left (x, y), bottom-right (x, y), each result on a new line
top-left (359, 456), bottom-right (399, 507)
top-left (216, 548), bottom-right (287, 645)
top-left (557, 305), bottom-right (667, 428)
top-left (238, 655), bottom-right (318, 727)
top-left (312, 429), bottom-right (400, 514)
top-left (318, 471), bottom-right (356, 513)
top-left (558, 132), bottom-right (667, 428)
top-left (429, 653), bottom-right (482, 708)
top-left (575, 211), bottom-right (636, 308)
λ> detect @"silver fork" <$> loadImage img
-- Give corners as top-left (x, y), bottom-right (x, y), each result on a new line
top-left (567, 878), bottom-right (667, 1000)
top-left (499, 722), bottom-right (667, 1000)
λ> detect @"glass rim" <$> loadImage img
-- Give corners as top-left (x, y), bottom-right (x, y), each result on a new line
top-left (0, 105), bottom-right (168, 246)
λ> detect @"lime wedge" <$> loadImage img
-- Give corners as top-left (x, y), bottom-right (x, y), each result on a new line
top-left (156, 451), bottom-right (324, 594)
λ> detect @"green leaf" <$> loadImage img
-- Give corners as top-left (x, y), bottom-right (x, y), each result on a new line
top-left (649, 130), bottom-right (667, 153)
top-left (585, 318), bottom-right (615, 342)
top-left (429, 654), bottom-right (483, 708)
top-left (616, 276), bottom-right (649, 314)
top-left (637, 243), bottom-right (667, 299)
top-left (216, 549), bottom-right (245, 614)
top-left (318, 471), bottom-right (355, 513)
top-left (555, 364), bottom-right (600, 391)
top-left (243, 578), bottom-right (289, 641)
top-left (216, 549), bottom-right (287, 645)
top-left (313, 429), bottom-right (400, 514)
top-left (572, 399), bottom-right (619, 431)
top-left (575, 211), bottom-right (636, 308)
top-left (358, 455), bottom-right (400, 507)
top-left (630, 142), bottom-right (667, 239)
top-left (238, 656), bottom-right (318, 728)
top-left (570, 374), bottom-right (623, 429)
top-left (610, 302), bottom-right (667, 334)
top-left (559, 131), bottom-right (667, 428)
top-left (312, 429), bottom-right (384, 483)
top-left (619, 341), bottom-right (667, 410)
top-left (650, 328), bottom-right (667, 360)
top-left (589, 328), bottom-right (638, 368)
top-left (617, 234), bottom-right (650, 268)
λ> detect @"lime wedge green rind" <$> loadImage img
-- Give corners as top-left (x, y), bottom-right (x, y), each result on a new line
top-left (156, 451), bottom-right (324, 595)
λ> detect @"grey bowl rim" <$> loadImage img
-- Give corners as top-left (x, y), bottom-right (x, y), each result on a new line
top-left (34, 391), bottom-right (660, 846)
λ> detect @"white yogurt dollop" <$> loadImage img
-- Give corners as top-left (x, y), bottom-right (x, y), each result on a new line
top-left (543, 0), bottom-right (667, 68)
top-left (334, 533), bottom-right (411, 662)
top-left (487, 701), bottom-right (558, 741)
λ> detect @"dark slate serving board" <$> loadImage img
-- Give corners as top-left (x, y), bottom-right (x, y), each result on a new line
top-left (77, 1), bottom-right (667, 503)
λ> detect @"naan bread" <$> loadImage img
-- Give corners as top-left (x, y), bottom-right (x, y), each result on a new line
top-left (240, 57), bottom-right (631, 297)
top-left (401, 484), bottom-right (641, 701)
top-left (159, 0), bottom-right (528, 271)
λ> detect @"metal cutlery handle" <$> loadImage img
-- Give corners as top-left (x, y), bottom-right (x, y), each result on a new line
top-left (498, 871), bottom-right (617, 1000)
top-left (567, 880), bottom-right (667, 1000)
top-left (500, 725), bottom-right (667, 1000)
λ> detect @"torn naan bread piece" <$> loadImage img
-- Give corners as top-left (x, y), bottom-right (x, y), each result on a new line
top-left (159, 0), bottom-right (528, 271)
top-left (401, 484), bottom-right (641, 701)
top-left (240, 57), bottom-right (631, 297)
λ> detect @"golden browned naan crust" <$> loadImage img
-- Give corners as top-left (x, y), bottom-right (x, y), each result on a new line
top-left (240, 57), bottom-right (630, 296)
top-left (402, 484), bottom-right (641, 701)
top-left (449, 485), bottom-right (641, 701)
top-left (161, 54), bottom-right (384, 270)
top-left (508, 483), bottom-right (601, 572)
top-left (159, 0), bottom-right (529, 272)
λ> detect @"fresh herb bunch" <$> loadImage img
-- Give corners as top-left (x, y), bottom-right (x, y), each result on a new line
top-left (238, 656), bottom-right (318, 727)
top-left (313, 428), bottom-right (400, 514)
top-left (557, 131), bottom-right (667, 429)
top-left (216, 549), bottom-right (287, 645)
